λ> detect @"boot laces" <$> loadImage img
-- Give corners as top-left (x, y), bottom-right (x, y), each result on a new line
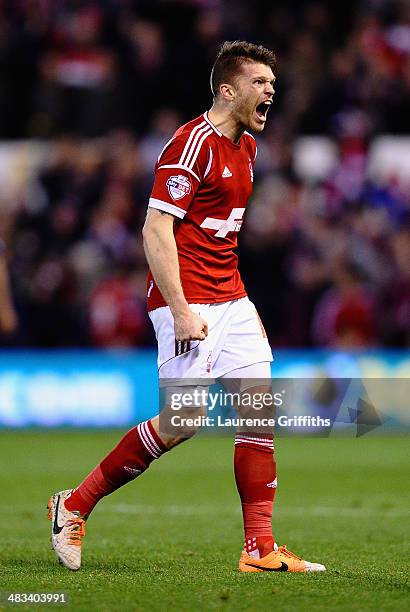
top-left (278, 545), bottom-right (301, 560)
top-left (66, 518), bottom-right (85, 546)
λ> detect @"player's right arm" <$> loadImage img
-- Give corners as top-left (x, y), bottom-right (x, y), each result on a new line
top-left (142, 208), bottom-right (208, 342)
top-left (143, 121), bottom-right (214, 342)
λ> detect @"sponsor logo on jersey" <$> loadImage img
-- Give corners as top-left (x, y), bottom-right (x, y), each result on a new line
top-left (222, 165), bottom-right (232, 178)
top-left (166, 174), bottom-right (192, 200)
top-left (200, 207), bottom-right (245, 238)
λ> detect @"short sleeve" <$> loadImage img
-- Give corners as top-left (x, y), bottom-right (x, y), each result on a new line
top-left (149, 127), bottom-right (213, 219)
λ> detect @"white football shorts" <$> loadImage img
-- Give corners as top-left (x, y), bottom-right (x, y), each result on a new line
top-left (148, 297), bottom-right (273, 385)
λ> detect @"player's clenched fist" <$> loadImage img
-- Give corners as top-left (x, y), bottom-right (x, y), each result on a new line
top-left (174, 309), bottom-right (208, 342)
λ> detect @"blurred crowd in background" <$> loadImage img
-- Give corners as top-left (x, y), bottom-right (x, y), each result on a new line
top-left (0, 0), bottom-right (409, 349)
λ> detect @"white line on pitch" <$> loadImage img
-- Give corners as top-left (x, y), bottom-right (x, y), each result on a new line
top-left (103, 504), bottom-right (410, 518)
top-left (0, 504), bottom-right (408, 518)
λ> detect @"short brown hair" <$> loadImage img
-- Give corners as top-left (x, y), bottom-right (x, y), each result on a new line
top-left (210, 40), bottom-right (277, 97)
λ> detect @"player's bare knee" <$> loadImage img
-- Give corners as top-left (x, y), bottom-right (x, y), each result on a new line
top-left (233, 384), bottom-right (275, 436)
top-left (158, 400), bottom-right (207, 446)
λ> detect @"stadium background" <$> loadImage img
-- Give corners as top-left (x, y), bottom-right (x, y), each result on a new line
top-left (0, 0), bottom-right (408, 427)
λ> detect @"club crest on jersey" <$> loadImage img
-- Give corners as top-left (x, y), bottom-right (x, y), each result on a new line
top-left (166, 174), bottom-right (191, 200)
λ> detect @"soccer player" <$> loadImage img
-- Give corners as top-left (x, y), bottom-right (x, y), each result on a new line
top-left (48, 41), bottom-right (325, 573)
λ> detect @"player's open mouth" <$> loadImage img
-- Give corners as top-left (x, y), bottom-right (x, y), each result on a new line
top-left (255, 101), bottom-right (272, 122)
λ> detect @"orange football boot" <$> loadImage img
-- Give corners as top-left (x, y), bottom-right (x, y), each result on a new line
top-left (239, 544), bottom-right (326, 573)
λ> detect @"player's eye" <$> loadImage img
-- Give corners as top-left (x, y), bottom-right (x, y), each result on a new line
top-left (254, 79), bottom-right (263, 85)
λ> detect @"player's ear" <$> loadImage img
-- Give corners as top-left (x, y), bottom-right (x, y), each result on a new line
top-left (219, 83), bottom-right (236, 102)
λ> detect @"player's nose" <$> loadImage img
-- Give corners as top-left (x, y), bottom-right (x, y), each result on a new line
top-left (265, 83), bottom-right (275, 96)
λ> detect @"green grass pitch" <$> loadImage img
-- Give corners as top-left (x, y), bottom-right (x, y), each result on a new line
top-left (1, 431), bottom-right (409, 611)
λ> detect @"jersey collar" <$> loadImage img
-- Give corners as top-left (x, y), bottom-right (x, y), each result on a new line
top-left (203, 112), bottom-right (242, 149)
top-left (203, 112), bottom-right (222, 135)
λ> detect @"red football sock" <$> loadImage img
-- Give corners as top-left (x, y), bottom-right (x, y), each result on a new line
top-left (234, 432), bottom-right (277, 558)
top-left (65, 420), bottom-right (167, 517)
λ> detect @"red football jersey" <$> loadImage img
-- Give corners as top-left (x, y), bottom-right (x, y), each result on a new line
top-left (146, 112), bottom-right (257, 311)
